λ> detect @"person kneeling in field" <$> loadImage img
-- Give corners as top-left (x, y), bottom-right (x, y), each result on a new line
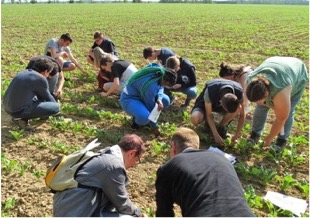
top-left (191, 78), bottom-right (245, 146)
top-left (120, 66), bottom-right (177, 137)
top-left (87, 31), bottom-right (118, 66)
top-left (164, 56), bottom-right (198, 108)
top-left (45, 33), bottom-right (87, 75)
top-left (3, 58), bottom-right (60, 131)
top-left (246, 56), bottom-right (308, 151)
top-left (53, 134), bottom-right (146, 217)
top-left (92, 47), bottom-right (115, 91)
top-left (143, 47), bottom-right (175, 66)
top-left (99, 55), bottom-right (138, 97)
top-left (155, 127), bottom-right (255, 217)
top-left (27, 55), bottom-right (64, 100)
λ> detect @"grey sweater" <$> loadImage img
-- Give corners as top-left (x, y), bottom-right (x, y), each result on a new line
top-left (53, 145), bottom-right (141, 217)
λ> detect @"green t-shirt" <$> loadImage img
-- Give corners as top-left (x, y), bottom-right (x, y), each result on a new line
top-left (247, 56), bottom-right (308, 106)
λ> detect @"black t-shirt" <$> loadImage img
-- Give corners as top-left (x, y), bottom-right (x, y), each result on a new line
top-left (91, 38), bottom-right (118, 57)
top-left (110, 60), bottom-right (131, 79)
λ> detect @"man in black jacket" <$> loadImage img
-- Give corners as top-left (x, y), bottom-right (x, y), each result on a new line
top-left (155, 127), bottom-right (254, 217)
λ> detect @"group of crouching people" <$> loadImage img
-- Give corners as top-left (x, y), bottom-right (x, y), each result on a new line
top-left (3, 31), bottom-right (308, 217)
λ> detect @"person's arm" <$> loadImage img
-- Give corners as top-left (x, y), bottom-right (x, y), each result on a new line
top-left (35, 76), bottom-right (57, 102)
top-left (100, 77), bottom-right (120, 97)
top-left (55, 71), bottom-right (65, 98)
top-left (232, 104), bottom-right (245, 144)
top-left (263, 86), bottom-right (291, 147)
top-left (155, 166), bottom-right (175, 217)
top-left (101, 168), bottom-right (142, 216)
top-left (67, 49), bottom-right (88, 75)
top-left (205, 102), bottom-right (225, 146)
top-left (240, 73), bottom-right (250, 114)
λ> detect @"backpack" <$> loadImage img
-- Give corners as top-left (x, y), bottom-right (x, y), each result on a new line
top-left (45, 138), bottom-right (102, 192)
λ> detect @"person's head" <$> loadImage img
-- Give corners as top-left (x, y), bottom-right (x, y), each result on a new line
top-left (100, 54), bottom-right (114, 72)
top-left (162, 68), bottom-right (177, 87)
top-left (219, 62), bottom-right (247, 79)
top-left (166, 56), bottom-right (180, 72)
top-left (93, 31), bottom-right (104, 45)
top-left (119, 134), bottom-right (146, 169)
top-left (60, 33), bottom-right (73, 46)
top-left (170, 127), bottom-right (200, 157)
top-left (246, 75), bottom-right (270, 104)
top-left (220, 93), bottom-right (241, 113)
top-left (93, 47), bottom-right (109, 68)
top-left (30, 58), bottom-right (54, 77)
top-left (49, 61), bottom-right (62, 77)
top-left (143, 47), bottom-right (155, 60)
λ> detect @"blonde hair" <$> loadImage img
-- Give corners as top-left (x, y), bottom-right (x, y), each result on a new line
top-left (172, 127), bottom-right (200, 153)
top-left (93, 47), bottom-right (109, 68)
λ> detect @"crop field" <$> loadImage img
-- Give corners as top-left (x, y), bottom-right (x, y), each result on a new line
top-left (1, 3), bottom-right (309, 217)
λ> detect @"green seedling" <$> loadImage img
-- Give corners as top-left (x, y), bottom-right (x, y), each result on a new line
top-left (9, 130), bottom-right (24, 141)
top-left (275, 174), bottom-right (297, 191)
top-left (244, 184), bottom-right (263, 208)
top-left (144, 207), bottom-right (155, 217)
top-left (2, 197), bottom-right (16, 217)
top-left (151, 141), bottom-right (169, 157)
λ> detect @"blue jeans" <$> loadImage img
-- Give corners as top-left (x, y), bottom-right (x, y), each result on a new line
top-left (251, 95), bottom-right (302, 140)
top-left (14, 100), bottom-right (60, 120)
top-left (48, 73), bottom-right (59, 94)
top-left (120, 93), bottom-right (170, 128)
top-left (169, 86), bottom-right (197, 100)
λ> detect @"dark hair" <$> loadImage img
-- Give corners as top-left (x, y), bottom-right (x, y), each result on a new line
top-left (221, 93), bottom-right (241, 113)
top-left (31, 58), bottom-right (54, 74)
top-left (60, 33), bottom-right (73, 43)
top-left (94, 31), bottom-right (103, 40)
top-left (219, 62), bottom-right (247, 78)
top-left (50, 61), bottom-right (61, 76)
top-left (100, 55), bottom-right (114, 67)
top-left (143, 47), bottom-right (154, 59)
top-left (163, 68), bottom-right (177, 86)
top-left (118, 134), bottom-right (146, 157)
top-left (246, 76), bottom-right (270, 102)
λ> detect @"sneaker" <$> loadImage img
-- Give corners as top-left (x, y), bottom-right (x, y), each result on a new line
top-left (12, 118), bottom-right (33, 131)
top-left (153, 127), bottom-right (161, 137)
top-left (131, 118), bottom-right (139, 130)
top-left (271, 138), bottom-right (287, 151)
top-left (217, 125), bottom-right (228, 139)
top-left (247, 131), bottom-right (260, 145)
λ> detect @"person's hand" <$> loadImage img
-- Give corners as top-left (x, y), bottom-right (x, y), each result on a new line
top-left (61, 52), bottom-right (69, 59)
top-left (263, 136), bottom-right (273, 147)
top-left (157, 100), bottom-right (164, 111)
top-left (214, 134), bottom-right (225, 146)
top-left (140, 213), bottom-right (148, 217)
top-left (172, 84), bottom-right (182, 89)
top-left (55, 89), bottom-right (63, 99)
top-left (100, 92), bottom-right (109, 97)
top-left (231, 132), bottom-right (241, 145)
top-left (81, 70), bottom-right (88, 75)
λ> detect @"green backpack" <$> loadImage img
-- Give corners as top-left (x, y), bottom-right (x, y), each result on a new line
top-left (45, 138), bottom-right (102, 192)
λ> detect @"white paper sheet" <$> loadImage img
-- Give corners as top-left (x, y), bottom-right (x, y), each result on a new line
top-left (208, 146), bottom-right (236, 165)
top-left (148, 103), bottom-right (161, 123)
top-left (264, 191), bottom-right (308, 216)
